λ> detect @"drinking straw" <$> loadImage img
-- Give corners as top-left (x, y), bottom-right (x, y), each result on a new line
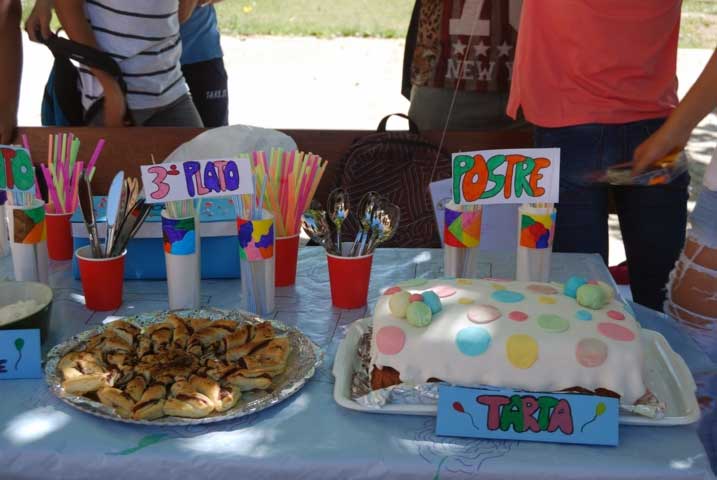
top-left (68, 161), bottom-right (83, 213)
top-left (86, 138), bottom-right (105, 181)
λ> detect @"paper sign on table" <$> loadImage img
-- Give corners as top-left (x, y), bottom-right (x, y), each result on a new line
top-left (141, 157), bottom-right (254, 204)
top-left (452, 148), bottom-right (560, 205)
top-left (436, 385), bottom-right (618, 446)
top-left (0, 329), bottom-right (42, 380)
top-left (0, 146), bottom-right (36, 196)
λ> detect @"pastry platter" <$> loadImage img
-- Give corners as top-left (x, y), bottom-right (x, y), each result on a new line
top-left (45, 308), bottom-right (322, 425)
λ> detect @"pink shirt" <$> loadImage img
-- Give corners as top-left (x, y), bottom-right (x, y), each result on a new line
top-left (507, 0), bottom-right (681, 127)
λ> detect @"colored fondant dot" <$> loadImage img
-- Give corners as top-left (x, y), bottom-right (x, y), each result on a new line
top-left (538, 296), bottom-right (557, 305)
top-left (537, 314), bottom-right (570, 333)
top-left (456, 327), bottom-right (492, 356)
top-left (588, 280), bottom-right (599, 285)
top-left (576, 284), bottom-right (608, 310)
top-left (467, 305), bottom-right (502, 324)
top-left (607, 310), bottom-right (625, 321)
top-left (406, 302), bottom-right (433, 327)
top-left (575, 310), bottom-right (593, 321)
top-left (576, 338), bottom-right (609, 367)
top-left (492, 283), bottom-right (507, 291)
top-left (376, 326), bottom-right (406, 355)
top-left (458, 297), bottom-right (475, 305)
top-left (433, 285), bottom-right (457, 298)
top-left (388, 291), bottom-right (411, 318)
top-left (506, 334), bottom-right (539, 369)
top-left (597, 322), bottom-right (636, 342)
top-left (383, 286), bottom-right (402, 296)
top-left (398, 278), bottom-right (428, 288)
top-left (597, 281), bottom-right (615, 302)
top-left (508, 311), bottom-right (529, 322)
top-left (409, 293), bottom-right (424, 303)
top-left (491, 290), bottom-right (525, 303)
top-left (422, 291), bottom-right (442, 314)
top-left (456, 278), bottom-right (473, 286)
top-left (527, 284), bottom-right (559, 295)
top-left (564, 276), bottom-right (588, 298)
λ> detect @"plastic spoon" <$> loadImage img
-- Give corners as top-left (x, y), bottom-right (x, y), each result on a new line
top-left (104, 171), bottom-right (125, 257)
top-left (327, 188), bottom-right (350, 256)
top-left (78, 174), bottom-right (102, 258)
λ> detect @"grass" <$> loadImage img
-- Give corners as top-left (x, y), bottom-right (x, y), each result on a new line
top-left (18, 0), bottom-right (717, 47)
top-left (214, 0), bottom-right (413, 38)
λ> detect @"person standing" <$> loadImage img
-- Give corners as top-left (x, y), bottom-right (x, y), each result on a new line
top-left (507, 0), bottom-right (689, 310)
top-left (403, 0), bottom-right (524, 131)
top-left (0, 0), bottom-right (22, 143)
top-left (51, 0), bottom-right (203, 127)
top-left (180, 2), bottom-right (228, 128)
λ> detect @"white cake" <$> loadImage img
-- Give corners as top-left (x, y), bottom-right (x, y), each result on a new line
top-left (370, 277), bottom-right (646, 404)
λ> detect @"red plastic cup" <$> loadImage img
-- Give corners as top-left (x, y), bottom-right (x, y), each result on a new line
top-left (275, 234), bottom-right (300, 287)
top-left (45, 210), bottom-right (74, 261)
top-left (326, 251), bottom-right (373, 309)
top-left (76, 245), bottom-right (126, 311)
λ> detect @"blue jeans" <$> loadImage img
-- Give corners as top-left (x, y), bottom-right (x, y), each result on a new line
top-left (535, 118), bottom-right (689, 310)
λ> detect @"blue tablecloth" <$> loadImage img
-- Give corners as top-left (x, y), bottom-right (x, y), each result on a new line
top-left (0, 249), bottom-right (714, 480)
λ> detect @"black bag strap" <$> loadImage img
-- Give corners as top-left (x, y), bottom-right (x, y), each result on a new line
top-left (41, 31), bottom-right (126, 93)
top-left (377, 113), bottom-right (420, 134)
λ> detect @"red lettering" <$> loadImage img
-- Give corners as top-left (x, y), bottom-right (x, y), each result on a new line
top-left (521, 396), bottom-right (541, 433)
top-left (462, 155), bottom-right (489, 202)
top-left (503, 155), bottom-right (525, 199)
top-left (529, 157), bottom-right (551, 197)
top-left (213, 160), bottom-right (228, 191)
top-left (547, 399), bottom-right (574, 434)
top-left (477, 395), bottom-right (510, 430)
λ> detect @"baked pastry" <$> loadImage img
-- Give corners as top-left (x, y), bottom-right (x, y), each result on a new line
top-left (57, 316), bottom-right (290, 420)
top-left (371, 278), bottom-right (647, 404)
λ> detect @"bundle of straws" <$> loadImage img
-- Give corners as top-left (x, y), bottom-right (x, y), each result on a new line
top-left (165, 199), bottom-right (199, 219)
top-left (33, 133), bottom-right (105, 214)
top-left (251, 149), bottom-right (326, 237)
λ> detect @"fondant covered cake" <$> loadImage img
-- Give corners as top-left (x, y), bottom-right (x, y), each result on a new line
top-left (370, 278), bottom-right (646, 404)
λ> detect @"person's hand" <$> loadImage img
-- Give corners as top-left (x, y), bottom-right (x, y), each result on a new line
top-left (25, 0), bottom-right (53, 43)
top-left (632, 125), bottom-right (688, 176)
top-left (0, 110), bottom-right (17, 143)
top-left (100, 77), bottom-right (128, 127)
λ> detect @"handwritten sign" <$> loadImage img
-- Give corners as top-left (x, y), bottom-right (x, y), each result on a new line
top-left (452, 148), bottom-right (560, 205)
top-left (436, 385), bottom-right (618, 446)
top-left (0, 146), bottom-right (35, 195)
top-left (0, 329), bottom-right (42, 380)
top-left (140, 157), bottom-right (254, 204)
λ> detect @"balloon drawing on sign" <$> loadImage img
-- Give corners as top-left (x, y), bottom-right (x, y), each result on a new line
top-left (14, 338), bottom-right (24, 370)
top-left (453, 401), bottom-right (480, 431)
top-left (580, 401), bottom-right (606, 432)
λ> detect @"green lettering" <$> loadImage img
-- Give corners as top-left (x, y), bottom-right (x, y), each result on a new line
top-left (481, 155), bottom-right (506, 199)
top-left (453, 155), bottom-right (474, 203)
top-left (537, 396), bottom-right (559, 430)
top-left (499, 395), bottom-right (525, 433)
top-left (513, 156), bottom-right (535, 198)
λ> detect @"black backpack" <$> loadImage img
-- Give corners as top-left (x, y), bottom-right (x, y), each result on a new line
top-left (334, 113), bottom-right (452, 248)
top-left (40, 32), bottom-right (127, 126)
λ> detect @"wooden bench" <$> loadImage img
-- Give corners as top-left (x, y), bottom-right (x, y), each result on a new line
top-left (17, 126), bottom-right (534, 203)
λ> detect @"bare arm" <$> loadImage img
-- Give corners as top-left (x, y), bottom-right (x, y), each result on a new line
top-left (178, 0), bottom-right (198, 23)
top-left (633, 49), bottom-right (717, 174)
top-left (25, 0), bottom-right (53, 42)
top-left (0, 0), bottom-right (22, 143)
top-left (55, 0), bottom-right (127, 126)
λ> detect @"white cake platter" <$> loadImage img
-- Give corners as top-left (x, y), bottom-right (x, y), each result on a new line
top-left (332, 317), bottom-right (700, 426)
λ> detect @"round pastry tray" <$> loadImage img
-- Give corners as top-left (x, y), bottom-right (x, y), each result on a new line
top-left (45, 308), bottom-right (323, 426)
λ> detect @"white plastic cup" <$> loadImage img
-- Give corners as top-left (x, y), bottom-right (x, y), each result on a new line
top-left (516, 204), bottom-right (556, 282)
top-left (161, 210), bottom-right (201, 310)
top-left (237, 209), bottom-right (275, 316)
top-left (8, 199), bottom-right (49, 284)
top-left (443, 202), bottom-right (482, 278)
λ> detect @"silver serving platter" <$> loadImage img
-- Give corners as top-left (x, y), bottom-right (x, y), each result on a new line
top-left (45, 308), bottom-right (323, 426)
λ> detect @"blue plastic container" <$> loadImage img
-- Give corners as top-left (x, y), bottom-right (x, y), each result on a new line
top-left (71, 197), bottom-right (240, 279)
